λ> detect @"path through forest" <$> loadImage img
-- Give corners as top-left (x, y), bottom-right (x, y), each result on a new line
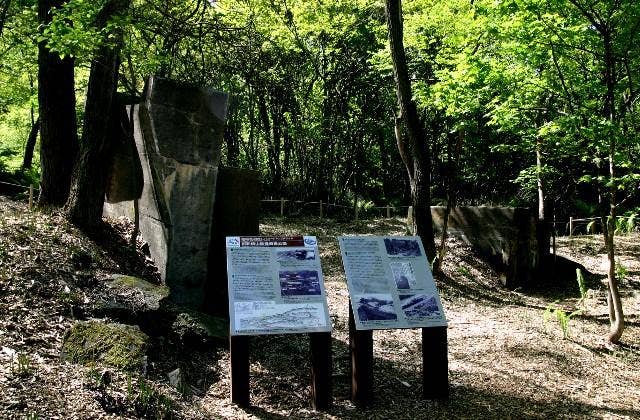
top-left (0, 198), bottom-right (639, 419)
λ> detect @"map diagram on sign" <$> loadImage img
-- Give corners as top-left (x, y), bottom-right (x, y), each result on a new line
top-left (226, 236), bottom-right (332, 336)
top-left (234, 301), bottom-right (327, 332)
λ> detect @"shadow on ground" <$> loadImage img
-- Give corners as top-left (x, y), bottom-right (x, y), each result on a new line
top-left (228, 333), bottom-right (640, 420)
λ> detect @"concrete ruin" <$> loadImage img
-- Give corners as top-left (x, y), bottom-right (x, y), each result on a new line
top-left (104, 77), bottom-right (259, 310)
top-left (430, 206), bottom-right (539, 289)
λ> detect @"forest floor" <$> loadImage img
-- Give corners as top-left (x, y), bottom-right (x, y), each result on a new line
top-left (1, 196), bottom-right (639, 419)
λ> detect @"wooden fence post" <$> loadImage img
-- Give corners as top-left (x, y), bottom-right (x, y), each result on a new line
top-left (569, 217), bottom-right (573, 237)
top-left (28, 186), bottom-right (33, 211)
top-left (386, 205), bottom-right (391, 218)
top-left (280, 198), bottom-right (285, 217)
top-left (319, 200), bottom-right (323, 219)
top-left (355, 199), bottom-right (359, 221)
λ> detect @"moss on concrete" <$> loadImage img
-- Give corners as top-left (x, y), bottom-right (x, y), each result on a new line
top-left (106, 275), bottom-right (169, 311)
top-left (61, 321), bottom-right (149, 372)
top-left (172, 310), bottom-right (227, 343)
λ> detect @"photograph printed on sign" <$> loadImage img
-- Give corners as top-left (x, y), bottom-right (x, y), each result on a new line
top-left (384, 238), bottom-right (422, 257)
top-left (276, 248), bottom-right (316, 261)
top-left (356, 294), bottom-right (398, 321)
top-left (279, 270), bottom-right (322, 296)
top-left (339, 235), bottom-right (447, 329)
top-left (399, 294), bottom-right (442, 320)
top-left (390, 261), bottom-right (417, 290)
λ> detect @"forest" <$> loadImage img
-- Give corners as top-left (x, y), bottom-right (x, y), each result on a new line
top-left (0, 0), bottom-right (637, 217)
top-left (0, 0), bottom-right (640, 418)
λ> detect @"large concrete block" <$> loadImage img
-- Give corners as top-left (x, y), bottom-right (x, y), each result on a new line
top-left (105, 105), bottom-right (144, 204)
top-left (205, 166), bottom-right (260, 316)
top-left (144, 77), bottom-right (227, 165)
top-left (431, 206), bottom-right (539, 289)
top-left (104, 77), bottom-right (229, 309)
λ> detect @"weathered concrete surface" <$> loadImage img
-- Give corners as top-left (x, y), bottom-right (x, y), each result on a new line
top-left (105, 106), bottom-right (143, 203)
top-left (205, 166), bottom-right (260, 315)
top-left (104, 77), bottom-right (228, 309)
top-left (430, 206), bottom-right (538, 289)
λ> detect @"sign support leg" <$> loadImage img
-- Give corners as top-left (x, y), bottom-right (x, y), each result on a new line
top-left (230, 335), bottom-right (250, 406)
top-left (422, 326), bottom-right (449, 400)
top-left (309, 331), bottom-right (332, 410)
top-left (349, 304), bottom-right (373, 406)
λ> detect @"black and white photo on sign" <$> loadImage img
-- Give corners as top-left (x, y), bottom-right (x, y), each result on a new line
top-left (399, 294), bottom-right (441, 319)
top-left (390, 261), bottom-right (417, 289)
top-left (277, 249), bottom-right (316, 261)
top-left (356, 294), bottom-right (398, 321)
top-left (384, 238), bottom-right (422, 257)
top-left (279, 270), bottom-right (321, 296)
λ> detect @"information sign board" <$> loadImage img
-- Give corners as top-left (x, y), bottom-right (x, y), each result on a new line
top-left (227, 236), bottom-right (332, 336)
top-left (338, 236), bottom-right (447, 330)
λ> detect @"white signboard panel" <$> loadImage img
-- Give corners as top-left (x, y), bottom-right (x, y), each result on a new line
top-left (226, 236), bottom-right (332, 336)
top-left (338, 236), bottom-right (447, 330)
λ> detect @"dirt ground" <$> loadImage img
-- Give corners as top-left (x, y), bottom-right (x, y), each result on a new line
top-left (1, 197), bottom-right (639, 419)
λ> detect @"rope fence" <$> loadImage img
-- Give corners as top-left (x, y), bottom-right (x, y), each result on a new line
top-left (562, 215), bottom-right (636, 237)
top-left (1, 182), bottom-right (635, 235)
top-left (260, 198), bottom-right (411, 220)
top-left (0, 180), bottom-right (37, 210)
top-left (262, 198), bottom-right (638, 237)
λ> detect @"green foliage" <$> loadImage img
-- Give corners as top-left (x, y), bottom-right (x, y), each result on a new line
top-left (576, 268), bottom-right (587, 307)
top-left (126, 375), bottom-right (174, 419)
top-left (42, 0), bottom-right (132, 60)
top-left (457, 265), bottom-right (473, 279)
top-left (616, 259), bottom-right (628, 284)
top-left (543, 304), bottom-right (581, 339)
top-left (615, 214), bottom-right (638, 235)
top-left (0, 0), bottom-right (639, 217)
top-left (85, 367), bottom-right (109, 390)
top-left (11, 352), bottom-right (33, 377)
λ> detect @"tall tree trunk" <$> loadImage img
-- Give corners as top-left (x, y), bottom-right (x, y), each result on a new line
top-left (37, 0), bottom-right (78, 206)
top-left (602, 30), bottom-right (624, 344)
top-left (536, 138), bottom-right (545, 221)
top-left (385, 0), bottom-right (436, 261)
top-left (65, 0), bottom-right (131, 231)
top-left (223, 97), bottom-right (241, 167)
top-left (437, 130), bottom-right (462, 271)
top-left (22, 118), bottom-right (40, 170)
top-left (536, 136), bottom-right (552, 263)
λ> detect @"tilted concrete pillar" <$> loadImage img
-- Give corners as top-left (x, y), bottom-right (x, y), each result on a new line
top-left (105, 77), bottom-right (228, 308)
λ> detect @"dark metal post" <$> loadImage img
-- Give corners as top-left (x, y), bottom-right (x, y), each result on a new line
top-left (349, 302), bottom-right (373, 406)
top-left (422, 326), bottom-right (449, 400)
top-left (309, 331), bottom-right (332, 410)
top-left (230, 335), bottom-right (250, 406)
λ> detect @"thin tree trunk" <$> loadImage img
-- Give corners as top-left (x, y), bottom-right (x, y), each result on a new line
top-left (385, 0), bottom-right (436, 261)
top-left (437, 130), bottom-right (462, 271)
top-left (602, 30), bottom-right (624, 344)
top-left (22, 118), bottom-right (40, 170)
top-left (65, 0), bottom-right (131, 231)
top-left (536, 138), bottom-right (545, 221)
top-left (37, 0), bottom-right (78, 206)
